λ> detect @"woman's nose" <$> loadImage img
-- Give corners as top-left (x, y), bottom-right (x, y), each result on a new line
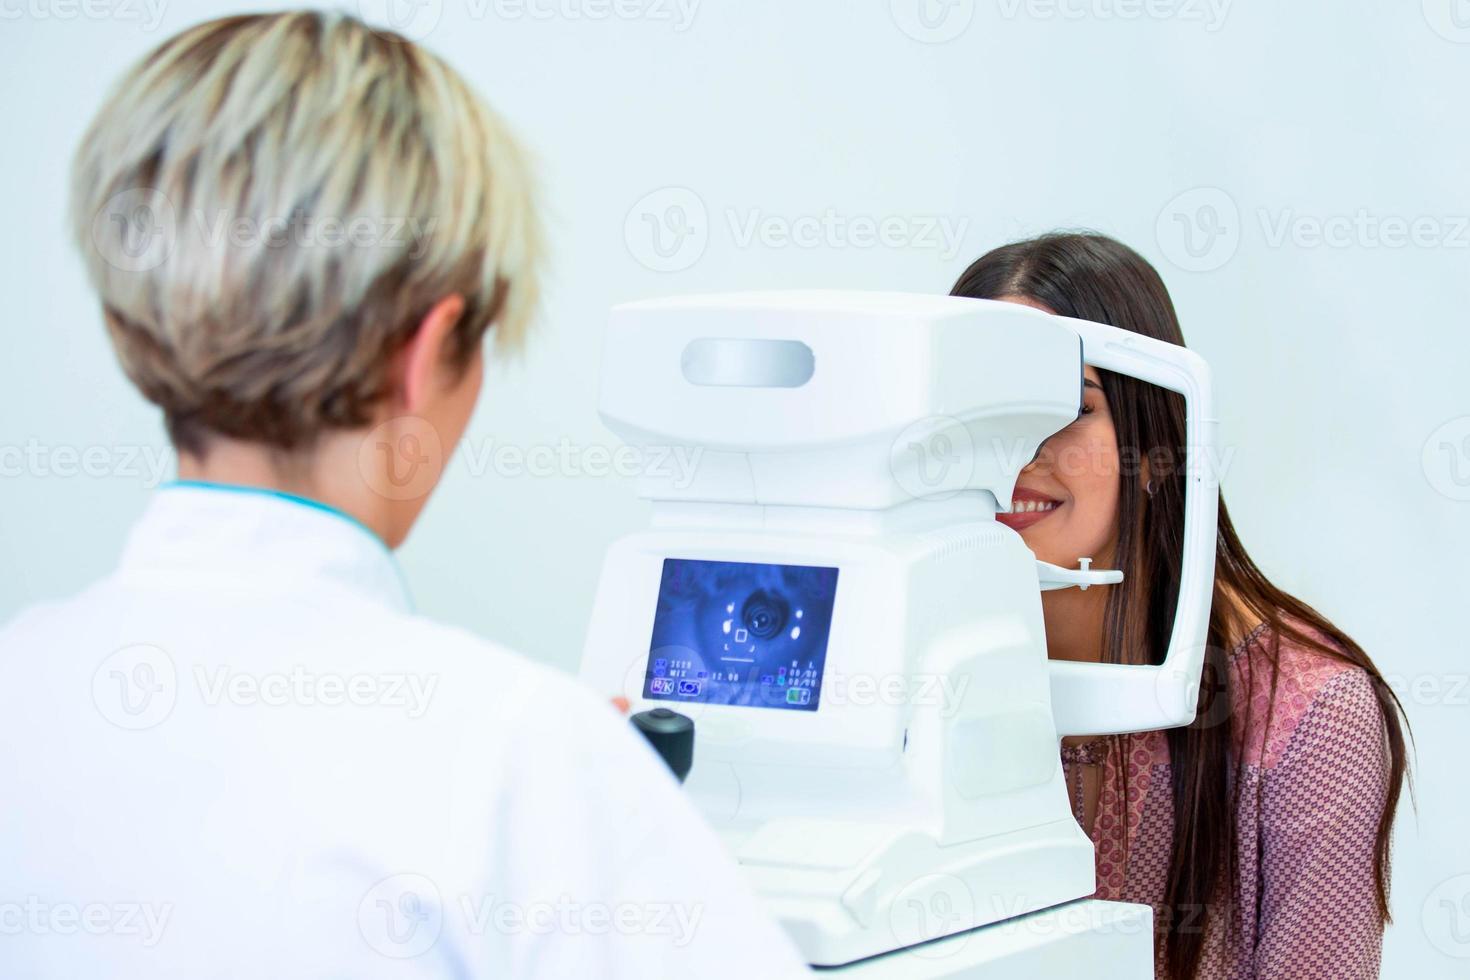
top-left (1025, 441), bottom-right (1055, 473)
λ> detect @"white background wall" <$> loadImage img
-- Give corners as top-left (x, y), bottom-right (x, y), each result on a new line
top-left (2, 0), bottom-right (1467, 973)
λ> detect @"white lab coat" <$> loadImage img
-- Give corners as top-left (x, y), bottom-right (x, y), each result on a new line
top-left (0, 483), bottom-right (808, 978)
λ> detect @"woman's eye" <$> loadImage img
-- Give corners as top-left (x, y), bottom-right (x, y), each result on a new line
top-left (1080, 402), bottom-right (1096, 416)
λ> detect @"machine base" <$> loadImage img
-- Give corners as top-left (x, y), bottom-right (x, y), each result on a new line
top-left (821, 899), bottom-right (1154, 978)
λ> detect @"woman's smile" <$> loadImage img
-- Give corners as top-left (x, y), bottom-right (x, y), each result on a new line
top-left (996, 486), bottom-right (1064, 531)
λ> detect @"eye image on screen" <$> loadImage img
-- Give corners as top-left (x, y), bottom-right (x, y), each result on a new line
top-left (643, 558), bottom-right (839, 712)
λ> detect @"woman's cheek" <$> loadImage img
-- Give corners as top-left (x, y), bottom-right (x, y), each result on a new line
top-left (1052, 441), bottom-right (1097, 482)
top-left (1017, 524), bottom-right (1059, 566)
top-left (1070, 494), bottom-right (1117, 562)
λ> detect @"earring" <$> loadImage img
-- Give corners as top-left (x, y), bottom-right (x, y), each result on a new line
top-left (1145, 479), bottom-right (1156, 497)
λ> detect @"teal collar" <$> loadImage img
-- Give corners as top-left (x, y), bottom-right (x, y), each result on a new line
top-left (162, 479), bottom-right (386, 549)
top-left (142, 479), bottom-right (414, 612)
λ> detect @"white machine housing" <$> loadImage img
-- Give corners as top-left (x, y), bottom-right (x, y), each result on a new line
top-left (580, 291), bottom-right (1218, 967)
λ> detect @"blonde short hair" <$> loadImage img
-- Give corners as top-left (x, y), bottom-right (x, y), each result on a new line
top-left (71, 11), bottom-right (541, 452)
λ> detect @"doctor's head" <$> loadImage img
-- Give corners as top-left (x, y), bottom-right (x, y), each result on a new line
top-left (70, 12), bottom-right (541, 546)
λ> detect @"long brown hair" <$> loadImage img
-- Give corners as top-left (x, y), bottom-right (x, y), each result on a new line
top-left (951, 232), bottom-right (1410, 978)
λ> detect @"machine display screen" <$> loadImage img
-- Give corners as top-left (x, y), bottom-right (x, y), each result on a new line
top-left (643, 558), bottom-right (839, 712)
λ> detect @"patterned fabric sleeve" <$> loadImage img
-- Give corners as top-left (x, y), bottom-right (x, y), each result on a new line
top-left (1253, 666), bottom-right (1389, 978)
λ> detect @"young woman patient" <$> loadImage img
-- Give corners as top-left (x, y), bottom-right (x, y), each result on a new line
top-left (951, 233), bottom-right (1409, 980)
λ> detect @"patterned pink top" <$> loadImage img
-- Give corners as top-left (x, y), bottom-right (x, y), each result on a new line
top-left (1060, 624), bottom-right (1391, 979)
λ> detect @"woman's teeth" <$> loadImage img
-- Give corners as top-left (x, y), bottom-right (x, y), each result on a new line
top-left (1013, 500), bottom-right (1059, 513)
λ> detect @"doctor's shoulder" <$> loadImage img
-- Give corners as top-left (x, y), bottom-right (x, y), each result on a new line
top-left (365, 609), bottom-right (669, 774)
top-left (0, 580), bottom-right (117, 660)
top-left (379, 614), bottom-right (812, 975)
